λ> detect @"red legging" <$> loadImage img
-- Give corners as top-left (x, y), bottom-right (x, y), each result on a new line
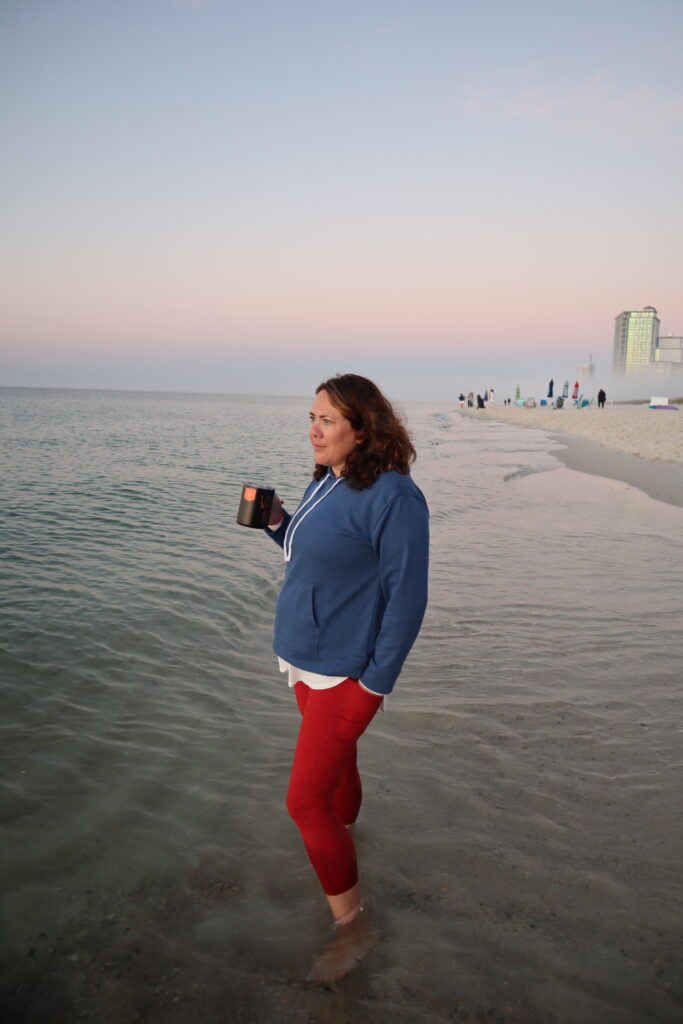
top-left (286, 678), bottom-right (383, 896)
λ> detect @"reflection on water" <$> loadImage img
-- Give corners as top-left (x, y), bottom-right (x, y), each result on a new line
top-left (1, 390), bottom-right (681, 1023)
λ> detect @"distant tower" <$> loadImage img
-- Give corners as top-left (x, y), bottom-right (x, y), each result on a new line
top-left (578, 354), bottom-right (596, 381)
top-left (654, 335), bottom-right (683, 365)
top-left (613, 307), bottom-right (660, 375)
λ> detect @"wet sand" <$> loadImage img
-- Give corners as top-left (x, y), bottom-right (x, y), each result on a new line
top-left (463, 403), bottom-right (683, 509)
top-left (553, 433), bottom-right (683, 509)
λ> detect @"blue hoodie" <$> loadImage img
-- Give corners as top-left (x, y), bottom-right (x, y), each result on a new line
top-left (266, 469), bottom-right (429, 695)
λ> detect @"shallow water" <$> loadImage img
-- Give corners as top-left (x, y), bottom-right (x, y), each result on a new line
top-left (1, 388), bottom-right (681, 1023)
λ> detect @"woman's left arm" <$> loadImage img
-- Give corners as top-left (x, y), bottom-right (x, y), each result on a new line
top-left (360, 494), bottom-right (429, 695)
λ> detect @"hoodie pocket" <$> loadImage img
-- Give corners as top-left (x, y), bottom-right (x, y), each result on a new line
top-left (275, 575), bottom-right (320, 654)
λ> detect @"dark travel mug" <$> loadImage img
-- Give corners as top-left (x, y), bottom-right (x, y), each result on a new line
top-left (236, 484), bottom-right (275, 529)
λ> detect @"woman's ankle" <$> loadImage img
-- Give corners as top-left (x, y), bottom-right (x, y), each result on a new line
top-left (334, 901), bottom-right (363, 928)
top-left (326, 881), bottom-right (361, 924)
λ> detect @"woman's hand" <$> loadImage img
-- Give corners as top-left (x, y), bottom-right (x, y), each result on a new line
top-left (269, 492), bottom-right (285, 528)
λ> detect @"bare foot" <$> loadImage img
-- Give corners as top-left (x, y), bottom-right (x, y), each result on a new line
top-left (306, 911), bottom-right (378, 985)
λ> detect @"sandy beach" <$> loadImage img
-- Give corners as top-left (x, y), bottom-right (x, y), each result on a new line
top-left (465, 403), bottom-right (683, 509)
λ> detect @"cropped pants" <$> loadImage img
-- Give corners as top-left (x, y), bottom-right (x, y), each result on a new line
top-left (286, 678), bottom-right (383, 896)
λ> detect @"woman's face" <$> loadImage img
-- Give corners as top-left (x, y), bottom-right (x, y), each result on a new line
top-left (309, 389), bottom-right (361, 477)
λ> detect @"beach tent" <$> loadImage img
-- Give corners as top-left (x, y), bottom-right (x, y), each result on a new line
top-left (547, 379), bottom-right (554, 398)
top-left (572, 381), bottom-right (580, 399)
top-left (562, 380), bottom-right (569, 398)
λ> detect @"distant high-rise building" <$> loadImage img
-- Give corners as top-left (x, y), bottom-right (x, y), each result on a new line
top-left (654, 335), bottom-right (683, 365)
top-left (613, 307), bottom-right (660, 375)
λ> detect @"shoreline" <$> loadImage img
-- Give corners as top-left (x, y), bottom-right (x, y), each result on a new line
top-left (459, 406), bottom-right (683, 510)
top-left (552, 433), bottom-right (683, 510)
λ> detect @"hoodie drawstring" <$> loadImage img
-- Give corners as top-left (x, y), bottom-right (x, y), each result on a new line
top-left (283, 473), bottom-right (343, 562)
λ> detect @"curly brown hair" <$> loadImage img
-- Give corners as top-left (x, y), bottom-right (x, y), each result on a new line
top-left (313, 373), bottom-right (416, 489)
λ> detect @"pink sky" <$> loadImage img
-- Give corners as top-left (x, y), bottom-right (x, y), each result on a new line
top-left (1, 1), bottom-right (682, 398)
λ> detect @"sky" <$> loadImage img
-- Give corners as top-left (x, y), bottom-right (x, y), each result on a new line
top-left (1, 0), bottom-right (682, 400)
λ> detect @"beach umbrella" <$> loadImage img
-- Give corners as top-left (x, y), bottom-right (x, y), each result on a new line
top-left (547, 378), bottom-right (554, 398)
top-left (572, 381), bottom-right (579, 399)
top-left (562, 380), bottom-right (569, 398)
top-left (515, 384), bottom-right (520, 400)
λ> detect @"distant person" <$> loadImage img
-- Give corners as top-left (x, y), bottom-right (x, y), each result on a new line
top-left (458, 392), bottom-right (466, 409)
top-left (467, 392), bottom-right (474, 408)
top-left (598, 388), bottom-right (606, 409)
top-left (477, 394), bottom-right (485, 409)
top-left (489, 388), bottom-right (495, 404)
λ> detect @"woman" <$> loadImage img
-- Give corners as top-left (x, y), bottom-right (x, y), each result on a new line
top-left (264, 374), bottom-right (429, 979)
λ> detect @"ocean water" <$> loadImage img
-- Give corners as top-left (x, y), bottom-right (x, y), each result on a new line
top-left (1, 387), bottom-right (681, 1024)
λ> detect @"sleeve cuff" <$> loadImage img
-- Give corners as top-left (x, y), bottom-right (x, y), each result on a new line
top-left (358, 679), bottom-right (383, 696)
